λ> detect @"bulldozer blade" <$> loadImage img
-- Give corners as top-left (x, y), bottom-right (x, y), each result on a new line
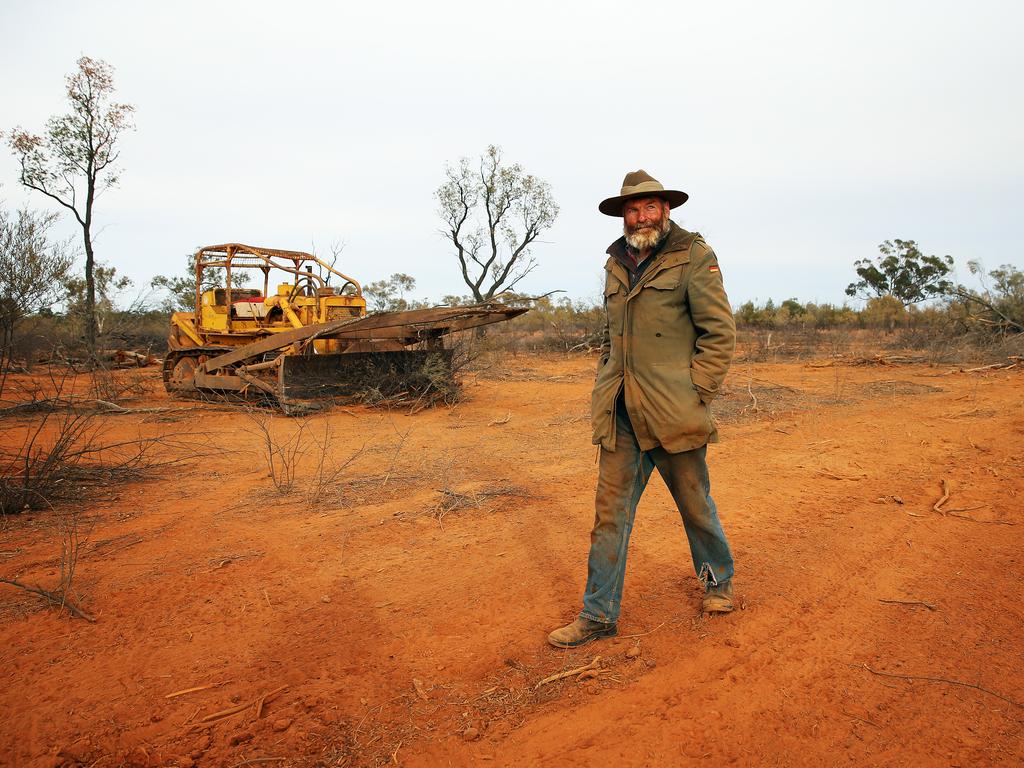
top-left (201, 304), bottom-right (526, 374)
top-left (279, 350), bottom-right (455, 404)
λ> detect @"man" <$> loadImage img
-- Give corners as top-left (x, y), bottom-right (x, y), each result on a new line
top-left (548, 170), bottom-right (737, 649)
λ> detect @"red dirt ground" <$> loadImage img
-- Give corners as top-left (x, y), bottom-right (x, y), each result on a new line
top-left (1, 353), bottom-right (1022, 767)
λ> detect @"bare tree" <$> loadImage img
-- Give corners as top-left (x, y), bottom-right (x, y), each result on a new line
top-left (0, 206), bottom-right (75, 393)
top-left (436, 145), bottom-right (558, 302)
top-left (7, 56), bottom-right (135, 359)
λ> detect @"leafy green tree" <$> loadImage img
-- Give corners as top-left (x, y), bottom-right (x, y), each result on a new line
top-left (735, 299), bottom-right (777, 328)
top-left (63, 263), bottom-right (132, 337)
top-left (7, 56), bottom-right (135, 358)
top-left (363, 273), bottom-right (417, 312)
top-left (150, 252), bottom-right (251, 313)
top-left (779, 298), bottom-right (805, 319)
top-left (862, 295), bottom-right (906, 332)
top-left (846, 239), bottom-right (953, 306)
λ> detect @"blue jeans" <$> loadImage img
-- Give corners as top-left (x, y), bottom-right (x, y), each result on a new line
top-left (581, 396), bottom-right (734, 624)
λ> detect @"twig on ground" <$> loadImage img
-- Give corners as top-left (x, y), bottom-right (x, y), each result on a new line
top-left (932, 485), bottom-right (1013, 524)
top-left (199, 701), bottom-right (251, 724)
top-left (0, 578), bottom-right (95, 621)
top-left (932, 478), bottom-right (951, 513)
top-left (962, 361), bottom-right (1014, 373)
top-left (232, 759), bottom-right (287, 767)
top-left (879, 599), bottom-right (937, 611)
top-left (412, 678), bottom-right (429, 701)
top-left (815, 469), bottom-right (865, 481)
top-left (619, 622), bottom-right (666, 639)
top-left (381, 424), bottom-right (412, 489)
top-left (862, 664), bottom-right (1022, 708)
top-left (746, 377), bottom-right (758, 414)
top-left (488, 411), bottom-right (512, 426)
top-left (942, 505), bottom-right (986, 513)
top-left (93, 399), bottom-right (197, 416)
top-left (535, 656), bottom-right (602, 689)
top-left (165, 681), bottom-right (230, 699)
top-left (842, 710), bottom-right (883, 729)
top-left (945, 511), bottom-right (1015, 525)
top-left (198, 685), bottom-right (288, 725)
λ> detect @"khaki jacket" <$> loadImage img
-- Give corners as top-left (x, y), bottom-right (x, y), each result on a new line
top-left (591, 222), bottom-right (736, 453)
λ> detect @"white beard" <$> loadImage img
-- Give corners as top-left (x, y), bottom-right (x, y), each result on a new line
top-left (624, 217), bottom-right (670, 251)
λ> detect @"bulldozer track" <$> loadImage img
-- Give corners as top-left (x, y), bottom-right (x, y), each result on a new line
top-left (162, 347), bottom-right (231, 395)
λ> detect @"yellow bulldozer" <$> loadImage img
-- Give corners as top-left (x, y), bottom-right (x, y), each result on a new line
top-left (163, 243), bottom-right (526, 412)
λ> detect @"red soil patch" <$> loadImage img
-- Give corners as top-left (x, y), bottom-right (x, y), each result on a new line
top-left (1, 354), bottom-right (1022, 766)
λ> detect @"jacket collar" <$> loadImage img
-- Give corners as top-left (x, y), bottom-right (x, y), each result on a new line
top-left (605, 221), bottom-right (698, 288)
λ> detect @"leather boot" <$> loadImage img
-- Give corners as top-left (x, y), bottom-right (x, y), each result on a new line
top-left (702, 580), bottom-right (734, 613)
top-left (547, 617), bottom-right (617, 648)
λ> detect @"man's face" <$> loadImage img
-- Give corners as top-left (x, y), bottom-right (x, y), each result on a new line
top-left (623, 196), bottom-right (671, 251)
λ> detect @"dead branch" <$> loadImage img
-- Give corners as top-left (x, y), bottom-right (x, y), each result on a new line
top-left (932, 478), bottom-right (951, 514)
top-left (0, 397), bottom-right (72, 415)
top-left (535, 656), bottom-right (602, 690)
top-left (841, 710), bottom-right (883, 729)
top-left (862, 664), bottom-right (1022, 709)
top-left (619, 622), bottom-right (666, 639)
top-left (0, 578), bottom-right (95, 621)
top-left (815, 469), bottom-right (865, 481)
top-left (487, 411), bottom-right (512, 426)
top-left (962, 362), bottom-right (1009, 373)
top-left (93, 399), bottom-right (188, 415)
top-left (199, 685), bottom-right (288, 725)
top-left (952, 290), bottom-right (1024, 333)
top-left (199, 700), bottom-right (251, 724)
top-left (381, 423), bottom-right (412, 489)
top-left (878, 599), bottom-right (937, 611)
top-left (945, 511), bottom-right (1015, 525)
top-left (412, 678), bottom-right (429, 701)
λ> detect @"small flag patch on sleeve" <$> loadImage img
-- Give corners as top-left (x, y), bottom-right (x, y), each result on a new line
top-left (709, 265), bottom-right (720, 273)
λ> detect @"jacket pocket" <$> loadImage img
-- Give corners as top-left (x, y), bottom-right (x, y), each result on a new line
top-left (604, 274), bottom-right (625, 336)
top-left (642, 265), bottom-right (683, 292)
top-left (638, 363), bottom-right (711, 445)
top-left (591, 364), bottom-right (622, 448)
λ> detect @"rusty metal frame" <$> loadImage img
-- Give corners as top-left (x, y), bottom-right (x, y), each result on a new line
top-left (192, 243), bottom-right (364, 329)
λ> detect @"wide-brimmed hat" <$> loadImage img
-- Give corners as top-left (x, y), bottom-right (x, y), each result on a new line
top-left (598, 169), bottom-right (688, 217)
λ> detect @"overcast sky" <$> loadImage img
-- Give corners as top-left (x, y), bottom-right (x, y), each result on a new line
top-left (2, 0), bottom-right (1021, 308)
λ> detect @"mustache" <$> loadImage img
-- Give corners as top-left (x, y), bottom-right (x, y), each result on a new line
top-left (623, 215), bottom-right (670, 250)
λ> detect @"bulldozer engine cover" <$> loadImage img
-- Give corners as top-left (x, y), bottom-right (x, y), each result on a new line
top-left (280, 350), bottom-right (455, 402)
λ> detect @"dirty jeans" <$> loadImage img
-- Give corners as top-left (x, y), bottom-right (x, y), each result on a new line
top-left (580, 396), bottom-right (734, 624)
